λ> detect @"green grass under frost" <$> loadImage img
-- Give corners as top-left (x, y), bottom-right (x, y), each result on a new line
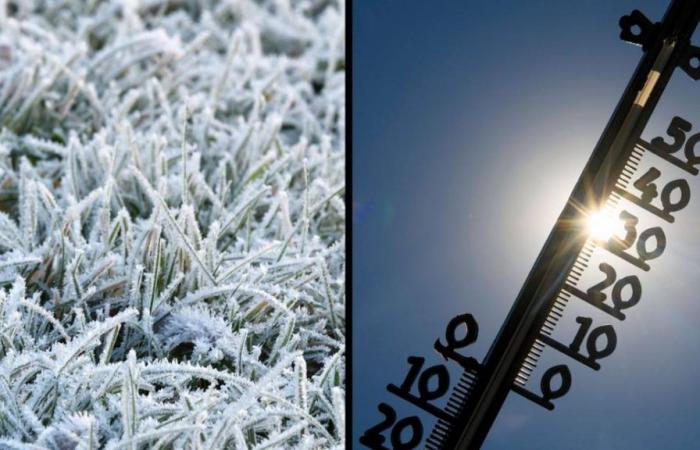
top-left (0, 0), bottom-right (345, 448)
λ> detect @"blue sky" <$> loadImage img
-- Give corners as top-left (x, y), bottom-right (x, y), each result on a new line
top-left (353, 1), bottom-right (700, 448)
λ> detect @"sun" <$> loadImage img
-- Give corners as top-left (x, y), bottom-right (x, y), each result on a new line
top-left (586, 211), bottom-right (618, 241)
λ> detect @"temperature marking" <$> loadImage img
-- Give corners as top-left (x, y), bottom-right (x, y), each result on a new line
top-left (360, 2), bottom-right (700, 449)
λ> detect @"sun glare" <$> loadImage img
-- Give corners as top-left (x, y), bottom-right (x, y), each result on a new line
top-left (587, 211), bottom-right (617, 241)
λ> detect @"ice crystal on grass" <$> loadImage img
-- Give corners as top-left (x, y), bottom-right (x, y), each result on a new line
top-left (0, 0), bottom-right (345, 448)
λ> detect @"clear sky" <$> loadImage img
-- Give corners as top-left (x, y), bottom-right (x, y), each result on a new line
top-left (353, 1), bottom-right (700, 448)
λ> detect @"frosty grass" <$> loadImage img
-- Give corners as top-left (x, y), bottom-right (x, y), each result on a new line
top-left (0, 0), bottom-right (345, 448)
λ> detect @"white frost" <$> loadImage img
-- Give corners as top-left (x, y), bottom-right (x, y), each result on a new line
top-left (0, 0), bottom-right (345, 447)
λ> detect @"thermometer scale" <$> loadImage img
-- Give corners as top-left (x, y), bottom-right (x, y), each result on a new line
top-left (360, 1), bottom-right (700, 448)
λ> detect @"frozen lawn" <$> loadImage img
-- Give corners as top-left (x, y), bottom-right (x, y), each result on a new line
top-left (0, 0), bottom-right (345, 448)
